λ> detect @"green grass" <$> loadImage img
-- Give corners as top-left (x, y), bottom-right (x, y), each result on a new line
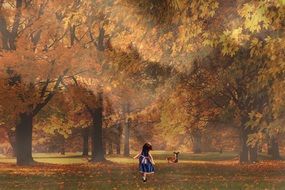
top-left (0, 151), bottom-right (239, 164)
top-left (0, 151), bottom-right (284, 190)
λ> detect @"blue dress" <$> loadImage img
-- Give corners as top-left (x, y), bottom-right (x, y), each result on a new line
top-left (139, 152), bottom-right (155, 173)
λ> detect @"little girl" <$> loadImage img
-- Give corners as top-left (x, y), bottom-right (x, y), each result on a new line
top-left (133, 143), bottom-right (155, 182)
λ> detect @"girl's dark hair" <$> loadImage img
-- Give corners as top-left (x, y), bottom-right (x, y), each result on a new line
top-left (141, 143), bottom-right (152, 156)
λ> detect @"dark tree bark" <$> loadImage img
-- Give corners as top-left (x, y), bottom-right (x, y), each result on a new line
top-left (82, 127), bottom-right (89, 156)
top-left (15, 113), bottom-right (34, 165)
top-left (59, 135), bottom-right (65, 155)
top-left (271, 137), bottom-right (281, 160)
top-left (123, 118), bottom-right (131, 156)
top-left (249, 145), bottom-right (258, 163)
top-left (0, 15), bottom-right (10, 50)
top-left (239, 128), bottom-right (249, 163)
top-left (90, 88), bottom-right (105, 162)
top-left (239, 113), bottom-right (250, 163)
top-left (116, 143), bottom-right (121, 155)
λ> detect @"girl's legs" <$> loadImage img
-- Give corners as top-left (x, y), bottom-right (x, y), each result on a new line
top-left (142, 172), bottom-right (147, 182)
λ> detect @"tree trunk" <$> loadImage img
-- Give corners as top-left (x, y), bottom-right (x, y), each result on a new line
top-left (239, 113), bottom-right (250, 163)
top-left (108, 142), bottom-right (113, 155)
top-left (249, 145), bottom-right (258, 163)
top-left (192, 133), bottom-right (202, 154)
top-left (91, 114), bottom-right (105, 161)
top-left (82, 127), bottom-right (89, 156)
top-left (115, 123), bottom-right (122, 155)
top-left (267, 141), bottom-right (272, 155)
top-left (15, 113), bottom-right (34, 165)
top-left (90, 88), bottom-right (105, 162)
top-left (116, 143), bottom-right (121, 155)
top-left (60, 146), bottom-right (65, 155)
top-left (271, 137), bottom-right (281, 160)
top-left (239, 128), bottom-right (249, 163)
top-left (60, 136), bottom-right (65, 155)
top-left (258, 145), bottom-right (262, 153)
top-left (123, 118), bottom-right (131, 156)
top-left (7, 130), bottom-right (16, 157)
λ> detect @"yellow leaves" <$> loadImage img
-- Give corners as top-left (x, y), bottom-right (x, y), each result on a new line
top-left (172, 0), bottom-right (186, 11)
top-left (250, 38), bottom-right (263, 57)
top-left (202, 32), bottom-right (219, 47)
top-left (279, 0), bottom-right (285, 5)
top-left (262, 37), bottom-right (285, 80)
top-left (217, 26), bottom-right (253, 57)
top-left (219, 28), bottom-right (241, 57)
top-left (239, 3), bottom-right (255, 16)
top-left (230, 27), bottom-right (243, 41)
top-left (238, 2), bottom-right (270, 33)
top-left (190, 0), bottom-right (219, 20)
top-left (43, 115), bottom-right (73, 138)
top-left (247, 111), bottom-right (263, 128)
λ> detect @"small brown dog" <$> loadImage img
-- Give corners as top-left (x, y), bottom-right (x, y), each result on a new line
top-left (166, 152), bottom-right (180, 163)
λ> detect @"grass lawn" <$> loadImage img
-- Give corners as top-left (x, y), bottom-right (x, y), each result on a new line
top-left (0, 151), bottom-right (284, 190)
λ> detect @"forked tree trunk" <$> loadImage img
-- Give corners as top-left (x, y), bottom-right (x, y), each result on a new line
top-left (90, 89), bottom-right (105, 162)
top-left (15, 113), bottom-right (34, 165)
top-left (82, 127), bottom-right (89, 156)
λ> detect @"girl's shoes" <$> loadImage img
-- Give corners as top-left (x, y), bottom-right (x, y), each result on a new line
top-left (142, 177), bottom-right (147, 183)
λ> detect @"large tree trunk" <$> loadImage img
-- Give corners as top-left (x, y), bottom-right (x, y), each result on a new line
top-left (90, 88), bottom-right (105, 162)
top-left (249, 145), bottom-right (258, 163)
top-left (82, 127), bottom-right (89, 156)
top-left (123, 118), bottom-right (131, 156)
top-left (239, 113), bottom-right (250, 163)
top-left (15, 113), bottom-right (34, 165)
top-left (271, 137), bottom-right (281, 160)
top-left (239, 128), bottom-right (249, 163)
